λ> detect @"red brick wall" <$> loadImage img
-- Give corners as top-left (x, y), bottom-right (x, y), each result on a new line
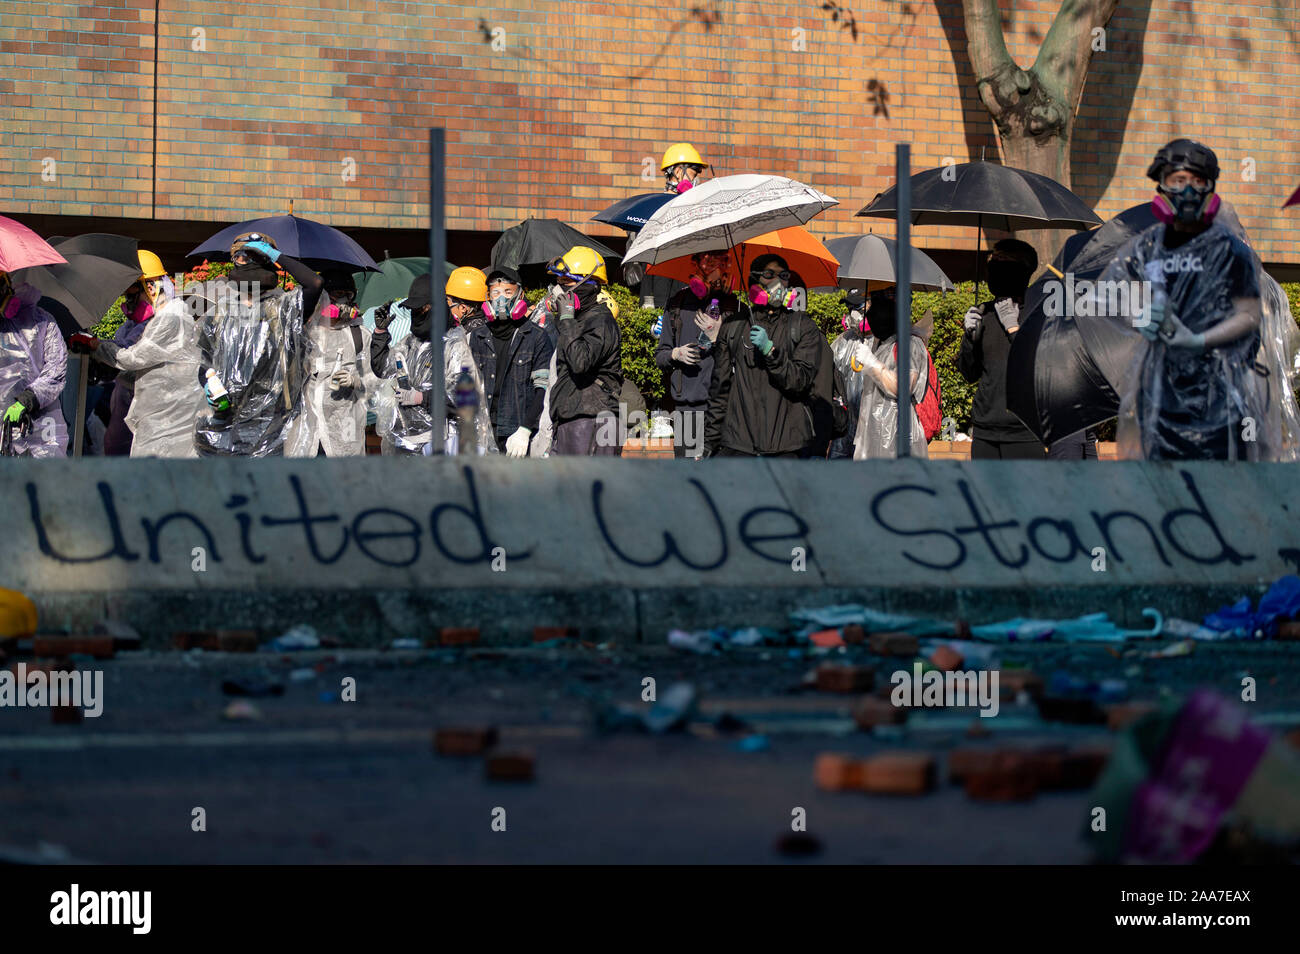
top-left (2, 0), bottom-right (1298, 260)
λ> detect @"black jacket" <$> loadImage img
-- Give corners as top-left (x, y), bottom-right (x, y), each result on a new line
top-left (705, 305), bottom-right (822, 456)
top-left (957, 300), bottom-right (1040, 443)
top-left (551, 297), bottom-right (622, 423)
top-left (655, 288), bottom-right (740, 406)
top-left (465, 317), bottom-right (554, 436)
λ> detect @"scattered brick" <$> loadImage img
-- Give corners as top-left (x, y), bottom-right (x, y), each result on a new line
top-left (485, 751), bottom-right (534, 781)
top-left (435, 627), bottom-right (479, 647)
top-left (998, 669), bottom-right (1045, 700)
top-left (815, 664), bottom-right (874, 693)
top-left (868, 631), bottom-right (919, 656)
top-left (809, 628), bottom-right (844, 648)
top-left (533, 626), bottom-right (578, 642)
top-left (814, 753), bottom-right (864, 792)
top-left (929, 645), bottom-right (963, 672)
top-left (51, 704), bottom-right (83, 725)
top-left (842, 624), bottom-right (866, 645)
top-left (947, 747), bottom-right (1000, 784)
top-left (434, 727), bottom-right (498, 756)
top-left (31, 636), bottom-right (114, 660)
top-left (860, 752), bottom-right (936, 795)
top-left (852, 695), bottom-right (907, 729)
top-left (964, 751), bottom-right (1040, 801)
top-left (1105, 701), bottom-right (1159, 731)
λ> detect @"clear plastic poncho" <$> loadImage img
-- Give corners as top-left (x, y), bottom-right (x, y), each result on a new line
top-left (0, 283), bottom-right (67, 458)
top-left (290, 301), bottom-right (381, 458)
top-left (1088, 216), bottom-right (1300, 461)
top-left (372, 326), bottom-right (496, 455)
top-left (96, 294), bottom-right (203, 458)
top-left (830, 329), bottom-right (869, 458)
top-left (852, 334), bottom-right (930, 460)
top-left (194, 283), bottom-right (314, 458)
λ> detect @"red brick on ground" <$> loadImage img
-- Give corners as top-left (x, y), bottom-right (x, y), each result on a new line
top-left (964, 752), bottom-right (1040, 801)
top-left (860, 753), bottom-right (936, 795)
top-left (485, 752), bottom-right (535, 781)
top-left (31, 636), bottom-right (114, 659)
top-left (435, 627), bottom-right (480, 647)
top-left (842, 624), bottom-right (866, 645)
top-left (814, 753), bottom-right (864, 792)
top-left (533, 626), bottom-right (578, 642)
top-left (929, 645), bottom-right (963, 672)
top-left (852, 695), bottom-right (907, 729)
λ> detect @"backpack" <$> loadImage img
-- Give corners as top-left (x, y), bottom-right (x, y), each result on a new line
top-left (893, 337), bottom-right (943, 441)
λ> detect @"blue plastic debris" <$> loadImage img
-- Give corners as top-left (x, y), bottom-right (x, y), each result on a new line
top-left (1203, 575), bottom-right (1300, 638)
top-left (735, 734), bottom-right (770, 753)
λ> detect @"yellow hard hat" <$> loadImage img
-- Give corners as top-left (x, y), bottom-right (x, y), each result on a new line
top-left (661, 143), bottom-right (707, 171)
top-left (445, 266), bottom-right (488, 303)
top-left (137, 249), bottom-right (166, 281)
top-left (548, 246), bottom-right (607, 285)
top-left (0, 588), bottom-right (37, 640)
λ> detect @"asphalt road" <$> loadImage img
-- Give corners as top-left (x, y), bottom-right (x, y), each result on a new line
top-left (2, 639), bottom-right (1297, 864)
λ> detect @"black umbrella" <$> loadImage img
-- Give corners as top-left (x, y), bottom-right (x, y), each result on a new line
top-left (591, 193), bottom-right (676, 233)
top-left (188, 214), bottom-right (379, 271)
top-left (491, 218), bottom-right (621, 289)
top-left (10, 233), bottom-right (140, 336)
top-left (1006, 203), bottom-right (1161, 443)
top-left (856, 161), bottom-right (1102, 298)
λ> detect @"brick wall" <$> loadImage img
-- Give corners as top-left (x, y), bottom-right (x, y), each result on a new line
top-left (2, 0), bottom-right (1298, 261)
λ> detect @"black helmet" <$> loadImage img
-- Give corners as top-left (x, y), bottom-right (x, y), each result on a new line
top-left (1147, 139), bottom-right (1219, 184)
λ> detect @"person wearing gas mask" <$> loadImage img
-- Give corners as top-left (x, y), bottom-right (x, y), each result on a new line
top-left (655, 249), bottom-right (739, 459)
top-left (464, 266), bottom-right (554, 457)
top-left (850, 287), bottom-right (932, 459)
top-left (957, 239), bottom-right (1047, 459)
top-left (193, 232), bottom-right (323, 457)
top-left (1095, 139), bottom-right (1270, 460)
top-left (69, 250), bottom-right (203, 458)
top-left (542, 247), bottom-right (622, 456)
top-left (637, 143), bottom-right (711, 309)
top-left (295, 268), bottom-right (376, 457)
top-left (828, 288), bottom-right (871, 459)
top-left (0, 268), bottom-right (67, 458)
top-left (373, 271), bottom-right (493, 456)
top-left (704, 253), bottom-right (821, 458)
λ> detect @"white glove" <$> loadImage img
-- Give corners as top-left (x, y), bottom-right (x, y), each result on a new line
top-left (963, 306), bottom-right (982, 333)
top-left (672, 344), bottom-right (701, 366)
top-left (396, 387), bottom-right (424, 406)
top-left (850, 340), bottom-right (882, 373)
top-left (1158, 312), bottom-right (1206, 351)
top-left (330, 367), bottom-right (359, 390)
top-left (694, 309), bottom-right (722, 343)
top-left (505, 426), bottom-right (532, 458)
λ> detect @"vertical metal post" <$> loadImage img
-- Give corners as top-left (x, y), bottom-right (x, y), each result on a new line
top-left (429, 128), bottom-right (446, 454)
top-left (72, 355), bottom-right (88, 457)
top-left (894, 143), bottom-right (911, 459)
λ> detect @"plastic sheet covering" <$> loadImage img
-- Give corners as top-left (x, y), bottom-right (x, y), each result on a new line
top-left (0, 282), bottom-right (68, 457)
top-left (830, 330), bottom-right (868, 456)
top-left (291, 302), bottom-right (380, 457)
top-left (373, 326), bottom-right (496, 455)
top-left (1085, 216), bottom-right (1296, 460)
top-left (851, 334), bottom-right (929, 459)
top-left (95, 295), bottom-right (203, 458)
top-left (193, 283), bottom-right (314, 457)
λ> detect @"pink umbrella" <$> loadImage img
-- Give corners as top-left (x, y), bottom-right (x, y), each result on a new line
top-left (0, 215), bottom-right (66, 272)
top-left (1285, 185), bottom-right (1300, 209)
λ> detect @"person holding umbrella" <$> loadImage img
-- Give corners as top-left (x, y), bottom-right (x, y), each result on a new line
top-left (194, 232), bottom-right (323, 458)
top-left (704, 253), bottom-right (822, 458)
top-left (957, 239), bottom-right (1050, 460)
top-left (0, 268), bottom-right (67, 458)
top-left (544, 247), bottom-right (623, 456)
top-left (655, 249), bottom-right (738, 459)
top-left (69, 250), bottom-right (203, 458)
top-left (464, 266), bottom-right (554, 457)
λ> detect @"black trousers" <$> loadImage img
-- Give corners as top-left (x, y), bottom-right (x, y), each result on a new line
top-left (971, 436), bottom-right (1046, 460)
top-left (1047, 429), bottom-right (1099, 460)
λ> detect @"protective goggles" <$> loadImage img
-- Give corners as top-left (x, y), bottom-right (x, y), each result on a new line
top-left (546, 258), bottom-right (594, 283)
top-left (752, 267), bottom-right (791, 283)
top-left (230, 232), bottom-right (273, 261)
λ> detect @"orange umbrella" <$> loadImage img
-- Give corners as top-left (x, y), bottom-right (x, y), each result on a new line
top-left (645, 226), bottom-right (839, 291)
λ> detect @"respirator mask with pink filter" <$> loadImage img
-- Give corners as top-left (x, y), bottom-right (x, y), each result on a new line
top-left (748, 260), bottom-right (796, 309)
top-left (483, 289), bottom-right (529, 322)
top-left (0, 273), bottom-right (20, 320)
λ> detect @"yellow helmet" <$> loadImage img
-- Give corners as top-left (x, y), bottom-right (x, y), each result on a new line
top-left (137, 249), bottom-right (166, 281)
top-left (548, 246), bottom-right (607, 285)
top-left (0, 587), bottom-right (37, 640)
top-left (661, 143), bottom-right (708, 171)
top-left (445, 266), bottom-right (488, 303)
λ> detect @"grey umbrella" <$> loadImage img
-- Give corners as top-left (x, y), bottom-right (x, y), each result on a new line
top-left (823, 234), bottom-right (954, 293)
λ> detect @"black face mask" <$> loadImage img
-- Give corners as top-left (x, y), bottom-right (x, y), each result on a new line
top-left (228, 263), bottom-right (279, 294)
top-left (574, 282), bottom-right (602, 310)
top-left (409, 304), bottom-right (432, 341)
top-left (986, 260), bottom-right (1031, 300)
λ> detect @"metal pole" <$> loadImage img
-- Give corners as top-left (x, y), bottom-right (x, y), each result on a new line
top-left (72, 355), bottom-right (88, 458)
top-left (428, 128), bottom-right (446, 454)
top-left (895, 143), bottom-right (911, 459)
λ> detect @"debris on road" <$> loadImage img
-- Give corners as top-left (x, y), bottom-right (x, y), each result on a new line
top-left (533, 626), bottom-right (578, 642)
top-left (172, 630), bottom-right (258, 652)
top-left (852, 696), bottom-right (907, 730)
top-left (860, 752), bottom-right (937, 795)
top-left (221, 700), bottom-right (262, 721)
top-left (644, 682), bottom-right (698, 734)
top-left (263, 625), bottom-right (321, 652)
top-left (434, 727), bottom-right (499, 756)
top-left (815, 663), bottom-right (874, 693)
top-left (774, 832), bottom-right (822, 857)
top-left (486, 752), bottom-right (535, 781)
top-left (435, 627), bottom-right (480, 647)
top-left (868, 632), bottom-right (919, 657)
top-left (31, 636), bottom-right (114, 660)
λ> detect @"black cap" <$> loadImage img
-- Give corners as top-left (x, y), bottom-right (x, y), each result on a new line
top-left (844, 287), bottom-right (867, 309)
top-left (401, 273), bottom-right (431, 311)
top-left (990, 238), bottom-right (1038, 272)
top-left (486, 265), bottom-right (522, 287)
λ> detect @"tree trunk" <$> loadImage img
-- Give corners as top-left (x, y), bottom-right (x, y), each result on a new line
top-left (962, 0), bottom-right (1119, 269)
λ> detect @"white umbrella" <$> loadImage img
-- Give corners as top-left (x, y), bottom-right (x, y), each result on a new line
top-left (624, 174), bottom-right (837, 267)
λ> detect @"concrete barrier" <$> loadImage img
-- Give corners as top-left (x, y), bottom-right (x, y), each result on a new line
top-left (4, 458), bottom-right (1295, 644)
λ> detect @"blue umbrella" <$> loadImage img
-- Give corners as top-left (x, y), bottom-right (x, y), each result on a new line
top-left (592, 193), bottom-right (677, 233)
top-left (187, 214), bottom-right (379, 271)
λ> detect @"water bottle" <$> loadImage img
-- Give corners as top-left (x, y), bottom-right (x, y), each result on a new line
top-left (698, 297), bottom-right (721, 347)
top-left (454, 365), bottom-right (478, 456)
top-left (394, 354), bottom-right (411, 390)
top-left (204, 368), bottom-right (231, 412)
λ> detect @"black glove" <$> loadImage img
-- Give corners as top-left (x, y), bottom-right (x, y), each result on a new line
top-left (373, 302), bottom-right (394, 333)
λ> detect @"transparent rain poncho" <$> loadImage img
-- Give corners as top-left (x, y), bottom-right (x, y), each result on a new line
top-left (1085, 216), bottom-right (1300, 461)
top-left (830, 330), bottom-right (869, 457)
top-left (0, 283), bottom-right (67, 458)
top-left (96, 293), bottom-right (203, 458)
top-left (852, 334), bottom-right (929, 459)
top-left (291, 302), bottom-right (381, 458)
top-left (193, 283), bottom-right (314, 458)
top-left (372, 326), bottom-right (496, 456)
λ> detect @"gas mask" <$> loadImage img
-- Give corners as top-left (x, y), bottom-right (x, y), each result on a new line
top-left (749, 264), bottom-right (794, 308)
top-left (0, 273), bottom-right (19, 320)
top-left (483, 284), bottom-right (528, 322)
top-left (1153, 180), bottom-right (1221, 226)
top-left (842, 308), bottom-right (868, 333)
